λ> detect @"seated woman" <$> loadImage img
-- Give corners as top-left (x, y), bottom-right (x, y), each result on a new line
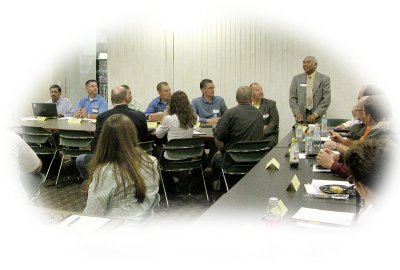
top-left (155, 90), bottom-right (202, 194)
top-left (344, 138), bottom-right (393, 223)
top-left (155, 90), bottom-right (198, 141)
top-left (83, 114), bottom-right (159, 219)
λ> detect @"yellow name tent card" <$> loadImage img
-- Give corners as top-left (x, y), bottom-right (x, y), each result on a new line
top-left (278, 199), bottom-right (289, 218)
top-left (147, 121), bottom-right (158, 129)
top-left (68, 118), bottom-right (82, 124)
top-left (266, 158), bottom-right (280, 170)
top-left (195, 122), bottom-right (201, 128)
top-left (286, 174), bottom-right (301, 192)
top-left (37, 117), bottom-right (47, 122)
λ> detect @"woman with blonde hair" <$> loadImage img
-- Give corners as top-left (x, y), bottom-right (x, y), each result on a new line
top-left (83, 114), bottom-right (159, 219)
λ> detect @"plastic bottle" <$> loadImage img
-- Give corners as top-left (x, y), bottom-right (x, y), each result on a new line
top-left (289, 137), bottom-right (299, 168)
top-left (313, 123), bottom-right (321, 148)
top-left (321, 114), bottom-right (328, 137)
top-left (305, 130), bottom-right (313, 157)
top-left (212, 112), bottom-right (218, 129)
top-left (264, 197), bottom-right (282, 225)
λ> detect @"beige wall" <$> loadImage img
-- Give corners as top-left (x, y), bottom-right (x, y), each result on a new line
top-left (107, 12), bottom-right (367, 138)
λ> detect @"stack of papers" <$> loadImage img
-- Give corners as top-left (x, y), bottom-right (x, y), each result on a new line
top-left (312, 164), bottom-right (331, 172)
top-left (292, 207), bottom-right (355, 226)
top-left (193, 129), bottom-right (206, 135)
top-left (57, 214), bottom-right (111, 235)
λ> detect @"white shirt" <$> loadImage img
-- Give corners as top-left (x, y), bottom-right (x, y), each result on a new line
top-left (155, 114), bottom-right (195, 141)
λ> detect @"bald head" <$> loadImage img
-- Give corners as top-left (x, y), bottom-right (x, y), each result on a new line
top-left (236, 86), bottom-right (252, 104)
top-left (111, 86), bottom-right (128, 105)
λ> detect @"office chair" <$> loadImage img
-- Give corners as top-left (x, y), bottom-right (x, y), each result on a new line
top-left (221, 140), bottom-right (271, 191)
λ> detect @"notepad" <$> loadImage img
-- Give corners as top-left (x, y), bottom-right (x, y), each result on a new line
top-left (292, 207), bottom-right (355, 226)
top-left (147, 122), bottom-right (158, 129)
top-left (57, 214), bottom-right (111, 235)
top-left (193, 129), bottom-right (206, 135)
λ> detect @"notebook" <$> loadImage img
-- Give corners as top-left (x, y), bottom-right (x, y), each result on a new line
top-left (32, 103), bottom-right (58, 118)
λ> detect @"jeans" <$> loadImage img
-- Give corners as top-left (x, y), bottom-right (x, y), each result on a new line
top-left (76, 154), bottom-right (93, 180)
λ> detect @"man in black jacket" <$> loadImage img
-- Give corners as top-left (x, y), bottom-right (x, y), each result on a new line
top-left (76, 85), bottom-right (148, 180)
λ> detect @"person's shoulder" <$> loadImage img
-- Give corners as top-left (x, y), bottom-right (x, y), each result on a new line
top-left (214, 96), bottom-right (225, 102)
top-left (262, 98), bottom-right (276, 105)
top-left (191, 96), bottom-right (202, 103)
top-left (316, 71), bottom-right (330, 79)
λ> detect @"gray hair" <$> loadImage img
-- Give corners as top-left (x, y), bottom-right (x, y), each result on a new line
top-left (236, 86), bottom-right (252, 104)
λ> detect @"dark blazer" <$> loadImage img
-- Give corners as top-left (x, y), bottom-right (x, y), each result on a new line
top-left (92, 104), bottom-right (148, 150)
top-left (258, 98), bottom-right (279, 147)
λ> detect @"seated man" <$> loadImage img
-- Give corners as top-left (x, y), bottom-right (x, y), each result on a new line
top-left (212, 86), bottom-right (264, 177)
top-left (144, 82), bottom-right (171, 122)
top-left (7, 130), bottom-right (44, 200)
top-left (76, 85), bottom-right (148, 180)
top-left (250, 83), bottom-right (279, 147)
top-left (317, 95), bottom-right (393, 178)
top-left (344, 138), bottom-right (393, 222)
top-left (191, 79), bottom-right (228, 125)
top-left (73, 80), bottom-right (108, 119)
top-left (46, 84), bottom-right (74, 117)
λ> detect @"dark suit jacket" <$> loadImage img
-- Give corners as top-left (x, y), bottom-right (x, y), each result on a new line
top-left (258, 98), bottom-right (279, 147)
top-left (92, 104), bottom-right (148, 150)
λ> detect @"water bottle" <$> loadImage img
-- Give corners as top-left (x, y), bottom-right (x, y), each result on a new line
top-left (321, 114), bottom-right (328, 137)
top-left (264, 197), bottom-right (282, 225)
top-left (313, 124), bottom-right (321, 148)
top-left (212, 112), bottom-right (218, 129)
top-left (305, 130), bottom-right (313, 157)
top-left (289, 137), bottom-right (299, 168)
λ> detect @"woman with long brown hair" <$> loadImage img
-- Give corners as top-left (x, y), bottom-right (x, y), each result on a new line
top-left (83, 114), bottom-right (159, 219)
top-left (155, 90), bottom-right (198, 140)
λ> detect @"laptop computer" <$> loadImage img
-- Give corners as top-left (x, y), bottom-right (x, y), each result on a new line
top-left (32, 103), bottom-right (58, 118)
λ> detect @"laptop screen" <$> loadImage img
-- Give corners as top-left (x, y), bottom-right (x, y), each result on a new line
top-left (32, 103), bottom-right (58, 118)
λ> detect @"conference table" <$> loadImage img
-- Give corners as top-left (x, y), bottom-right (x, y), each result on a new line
top-left (196, 129), bottom-right (357, 227)
top-left (19, 117), bottom-right (215, 138)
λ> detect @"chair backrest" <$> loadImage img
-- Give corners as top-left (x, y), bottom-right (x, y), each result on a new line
top-left (226, 140), bottom-right (271, 163)
top-left (164, 138), bottom-right (205, 160)
top-left (59, 130), bottom-right (93, 157)
top-left (22, 126), bottom-right (54, 145)
top-left (138, 141), bottom-right (154, 155)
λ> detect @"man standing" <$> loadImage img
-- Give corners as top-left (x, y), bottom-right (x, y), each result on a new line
top-left (191, 79), bottom-right (228, 124)
top-left (212, 86), bottom-right (264, 170)
top-left (250, 83), bottom-right (280, 147)
top-left (76, 85), bottom-right (148, 180)
top-left (145, 82), bottom-right (171, 122)
top-left (289, 56), bottom-right (331, 124)
top-left (74, 80), bottom-right (108, 119)
top-left (46, 84), bottom-right (74, 117)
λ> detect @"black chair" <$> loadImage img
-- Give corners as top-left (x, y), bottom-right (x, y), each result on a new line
top-left (138, 141), bottom-right (154, 155)
top-left (159, 137), bottom-right (209, 207)
top-left (56, 130), bottom-right (93, 185)
top-left (221, 140), bottom-right (271, 191)
top-left (21, 126), bottom-right (58, 184)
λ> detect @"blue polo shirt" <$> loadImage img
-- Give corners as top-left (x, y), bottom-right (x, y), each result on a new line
top-left (75, 95), bottom-right (108, 115)
top-left (145, 96), bottom-right (168, 117)
top-left (191, 95), bottom-right (228, 123)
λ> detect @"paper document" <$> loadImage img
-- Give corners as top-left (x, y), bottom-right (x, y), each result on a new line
top-left (20, 117), bottom-right (37, 121)
top-left (292, 207), bottom-right (355, 226)
top-left (57, 214), bottom-right (111, 235)
top-left (312, 164), bottom-right (331, 172)
top-left (193, 129), bottom-right (206, 135)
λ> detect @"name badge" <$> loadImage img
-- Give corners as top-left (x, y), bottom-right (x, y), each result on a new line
top-left (300, 84), bottom-right (307, 87)
top-left (212, 109), bottom-right (220, 114)
top-left (92, 106), bottom-right (99, 114)
top-left (263, 114), bottom-right (269, 119)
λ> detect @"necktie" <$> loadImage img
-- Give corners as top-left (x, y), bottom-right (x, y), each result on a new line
top-left (306, 75), bottom-right (313, 110)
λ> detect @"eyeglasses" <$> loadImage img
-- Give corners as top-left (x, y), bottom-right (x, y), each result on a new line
top-left (346, 175), bottom-right (355, 184)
